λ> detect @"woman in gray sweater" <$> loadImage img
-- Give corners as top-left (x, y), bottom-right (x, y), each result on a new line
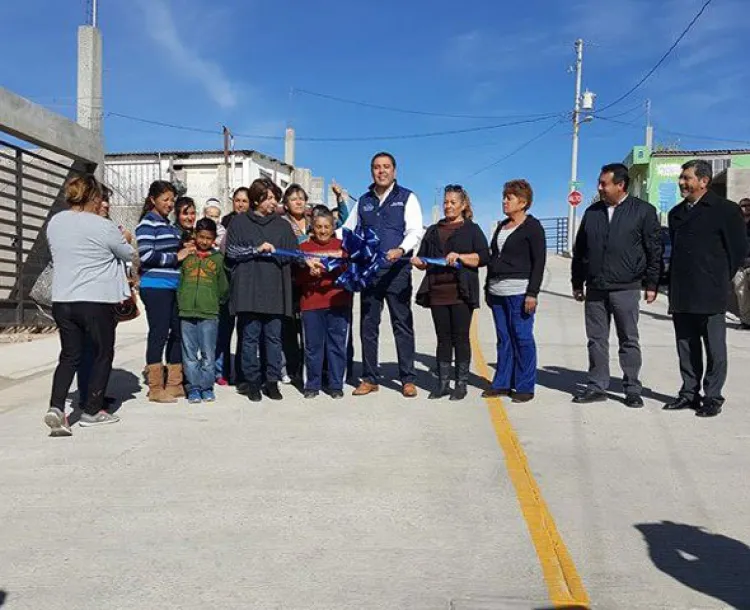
top-left (44, 175), bottom-right (134, 437)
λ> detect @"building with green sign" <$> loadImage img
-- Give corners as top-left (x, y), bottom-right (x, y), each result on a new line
top-left (624, 146), bottom-right (750, 219)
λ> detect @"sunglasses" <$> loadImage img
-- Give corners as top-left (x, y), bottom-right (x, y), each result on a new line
top-left (444, 184), bottom-right (465, 193)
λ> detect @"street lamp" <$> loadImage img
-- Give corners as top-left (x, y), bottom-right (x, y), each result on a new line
top-left (567, 39), bottom-right (596, 256)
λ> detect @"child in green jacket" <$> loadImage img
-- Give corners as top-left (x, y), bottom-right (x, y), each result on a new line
top-left (178, 218), bottom-right (229, 403)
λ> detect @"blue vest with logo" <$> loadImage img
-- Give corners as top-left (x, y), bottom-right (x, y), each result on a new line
top-left (357, 183), bottom-right (413, 261)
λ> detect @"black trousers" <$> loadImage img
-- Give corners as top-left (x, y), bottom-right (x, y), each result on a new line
top-left (672, 313), bottom-right (727, 402)
top-left (430, 303), bottom-right (472, 364)
top-left (50, 302), bottom-right (116, 415)
top-left (141, 288), bottom-right (181, 365)
top-left (281, 314), bottom-right (303, 379)
top-left (360, 285), bottom-right (416, 384)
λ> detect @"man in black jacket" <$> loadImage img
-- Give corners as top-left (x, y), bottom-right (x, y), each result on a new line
top-left (664, 160), bottom-right (748, 417)
top-left (571, 163), bottom-right (662, 407)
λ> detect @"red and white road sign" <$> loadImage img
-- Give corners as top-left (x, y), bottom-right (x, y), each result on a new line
top-left (568, 190), bottom-right (583, 207)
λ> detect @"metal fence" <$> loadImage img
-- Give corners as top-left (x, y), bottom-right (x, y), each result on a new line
top-left (538, 217), bottom-right (568, 254)
top-left (0, 140), bottom-right (74, 327)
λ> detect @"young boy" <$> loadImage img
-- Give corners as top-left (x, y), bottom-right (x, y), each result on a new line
top-left (296, 208), bottom-right (352, 399)
top-left (177, 218), bottom-right (229, 403)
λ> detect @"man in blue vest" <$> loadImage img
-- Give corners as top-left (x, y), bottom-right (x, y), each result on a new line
top-left (343, 152), bottom-right (424, 397)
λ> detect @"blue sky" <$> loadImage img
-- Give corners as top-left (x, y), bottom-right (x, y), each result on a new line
top-left (1, 0), bottom-right (748, 231)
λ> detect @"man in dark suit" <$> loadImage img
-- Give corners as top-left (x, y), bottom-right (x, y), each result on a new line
top-left (664, 159), bottom-right (748, 417)
top-left (571, 163), bottom-right (663, 408)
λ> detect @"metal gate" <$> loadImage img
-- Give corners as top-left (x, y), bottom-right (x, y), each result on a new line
top-left (538, 217), bottom-right (569, 255)
top-left (0, 140), bottom-right (74, 327)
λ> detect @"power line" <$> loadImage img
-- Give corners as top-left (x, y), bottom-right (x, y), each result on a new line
top-left (106, 111), bottom-right (559, 143)
top-left (463, 119), bottom-right (565, 181)
top-left (294, 87), bottom-right (562, 121)
top-left (596, 0), bottom-right (714, 113)
top-left (595, 116), bottom-right (750, 147)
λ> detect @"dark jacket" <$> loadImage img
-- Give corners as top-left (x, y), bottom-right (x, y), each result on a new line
top-left (224, 212), bottom-right (297, 317)
top-left (572, 195), bottom-right (662, 292)
top-left (668, 191), bottom-right (749, 314)
top-left (485, 215), bottom-right (547, 298)
top-left (221, 211), bottom-right (238, 229)
top-left (415, 219), bottom-right (489, 309)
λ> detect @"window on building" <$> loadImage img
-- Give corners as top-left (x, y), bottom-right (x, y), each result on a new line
top-left (280, 179), bottom-right (289, 188)
top-left (712, 158), bottom-right (731, 175)
top-left (259, 170), bottom-right (272, 181)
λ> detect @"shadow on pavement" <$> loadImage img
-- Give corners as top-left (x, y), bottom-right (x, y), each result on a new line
top-left (534, 365), bottom-right (674, 405)
top-left (374, 353), bottom-right (488, 393)
top-left (636, 521), bottom-right (750, 610)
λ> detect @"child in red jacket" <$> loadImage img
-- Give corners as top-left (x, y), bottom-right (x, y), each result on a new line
top-left (296, 208), bottom-right (352, 398)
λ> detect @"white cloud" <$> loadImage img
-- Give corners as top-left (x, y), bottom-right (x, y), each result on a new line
top-left (137, 0), bottom-right (239, 109)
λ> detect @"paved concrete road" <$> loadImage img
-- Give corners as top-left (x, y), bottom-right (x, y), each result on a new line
top-left (1, 255), bottom-right (749, 609)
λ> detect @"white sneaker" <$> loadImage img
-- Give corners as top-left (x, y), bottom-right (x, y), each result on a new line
top-left (281, 374), bottom-right (292, 385)
top-left (79, 411), bottom-right (120, 427)
top-left (44, 407), bottom-right (72, 437)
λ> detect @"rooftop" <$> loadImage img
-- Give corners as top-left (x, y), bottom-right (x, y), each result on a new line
top-left (651, 149), bottom-right (750, 157)
top-left (105, 149), bottom-right (292, 170)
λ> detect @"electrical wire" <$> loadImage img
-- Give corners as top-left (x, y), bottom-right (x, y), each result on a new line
top-left (596, 0), bottom-right (714, 113)
top-left (106, 111), bottom-right (560, 143)
top-left (595, 116), bottom-right (750, 147)
top-left (293, 87), bottom-right (562, 121)
top-left (462, 119), bottom-right (566, 181)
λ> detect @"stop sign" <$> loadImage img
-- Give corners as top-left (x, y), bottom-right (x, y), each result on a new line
top-left (568, 190), bottom-right (583, 207)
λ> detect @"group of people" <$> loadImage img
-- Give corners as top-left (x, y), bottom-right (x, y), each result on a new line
top-left (572, 160), bottom-right (749, 417)
top-left (42, 151), bottom-right (749, 437)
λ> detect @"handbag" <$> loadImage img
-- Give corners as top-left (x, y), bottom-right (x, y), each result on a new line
top-left (114, 294), bottom-right (140, 323)
top-left (29, 262), bottom-right (54, 308)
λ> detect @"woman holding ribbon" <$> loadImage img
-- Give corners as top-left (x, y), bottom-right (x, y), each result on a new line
top-left (224, 178), bottom-right (320, 402)
top-left (483, 179), bottom-right (546, 403)
top-left (413, 185), bottom-right (489, 400)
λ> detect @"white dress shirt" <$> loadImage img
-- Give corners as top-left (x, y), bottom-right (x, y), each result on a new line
top-left (342, 183), bottom-right (424, 253)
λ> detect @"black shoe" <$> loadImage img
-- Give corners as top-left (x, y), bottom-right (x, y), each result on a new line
top-left (236, 382), bottom-right (250, 396)
top-left (624, 393), bottom-right (644, 408)
top-left (303, 389), bottom-right (319, 399)
top-left (572, 388), bottom-right (607, 404)
top-left (428, 362), bottom-right (452, 400)
top-left (696, 399), bottom-right (723, 418)
top-left (264, 382), bottom-right (283, 401)
top-left (482, 388), bottom-right (511, 398)
top-left (511, 392), bottom-right (534, 403)
top-left (246, 384), bottom-right (262, 402)
top-left (662, 396), bottom-right (699, 411)
top-left (450, 361), bottom-right (470, 401)
top-left (329, 390), bottom-right (344, 399)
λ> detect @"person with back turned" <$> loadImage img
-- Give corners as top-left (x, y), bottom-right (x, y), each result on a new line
top-left (663, 160), bottom-right (748, 417)
top-left (571, 163), bottom-right (662, 408)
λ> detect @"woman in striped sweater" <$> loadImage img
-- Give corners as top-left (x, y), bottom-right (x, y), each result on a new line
top-left (136, 181), bottom-right (195, 402)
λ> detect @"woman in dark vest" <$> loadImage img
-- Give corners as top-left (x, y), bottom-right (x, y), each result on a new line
top-left (413, 185), bottom-right (489, 400)
top-left (484, 179), bottom-right (546, 403)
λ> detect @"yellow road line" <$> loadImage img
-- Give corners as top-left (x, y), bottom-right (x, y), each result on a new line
top-left (470, 314), bottom-right (590, 609)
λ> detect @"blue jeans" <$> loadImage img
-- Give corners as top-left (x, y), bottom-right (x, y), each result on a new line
top-left (181, 318), bottom-right (219, 393)
top-left (302, 307), bottom-right (351, 391)
top-left (489, 294), bottom-right (537, 394)
top-left (239, 313), bottom-right (283, 385)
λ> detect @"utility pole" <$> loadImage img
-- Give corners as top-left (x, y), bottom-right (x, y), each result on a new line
top-left (91, 0), bottom-right (98, 28)
top-left (645, 99), bottom-right (654, 149)
top-left (567, 39), bottom-right (584, 256)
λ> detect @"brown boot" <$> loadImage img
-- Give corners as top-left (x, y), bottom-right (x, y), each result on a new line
top-left (146, 364), bottom-right (176, 403)
top-left (165, 363), bottom-right (186, 398)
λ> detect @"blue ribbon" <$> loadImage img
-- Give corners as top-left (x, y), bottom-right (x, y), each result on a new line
top-left (420, 256), bottom-right (462, 269)
top-left (226, 227), bottom-right (392, 293)
top-left (335, 227), bottom-right (387, 292)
